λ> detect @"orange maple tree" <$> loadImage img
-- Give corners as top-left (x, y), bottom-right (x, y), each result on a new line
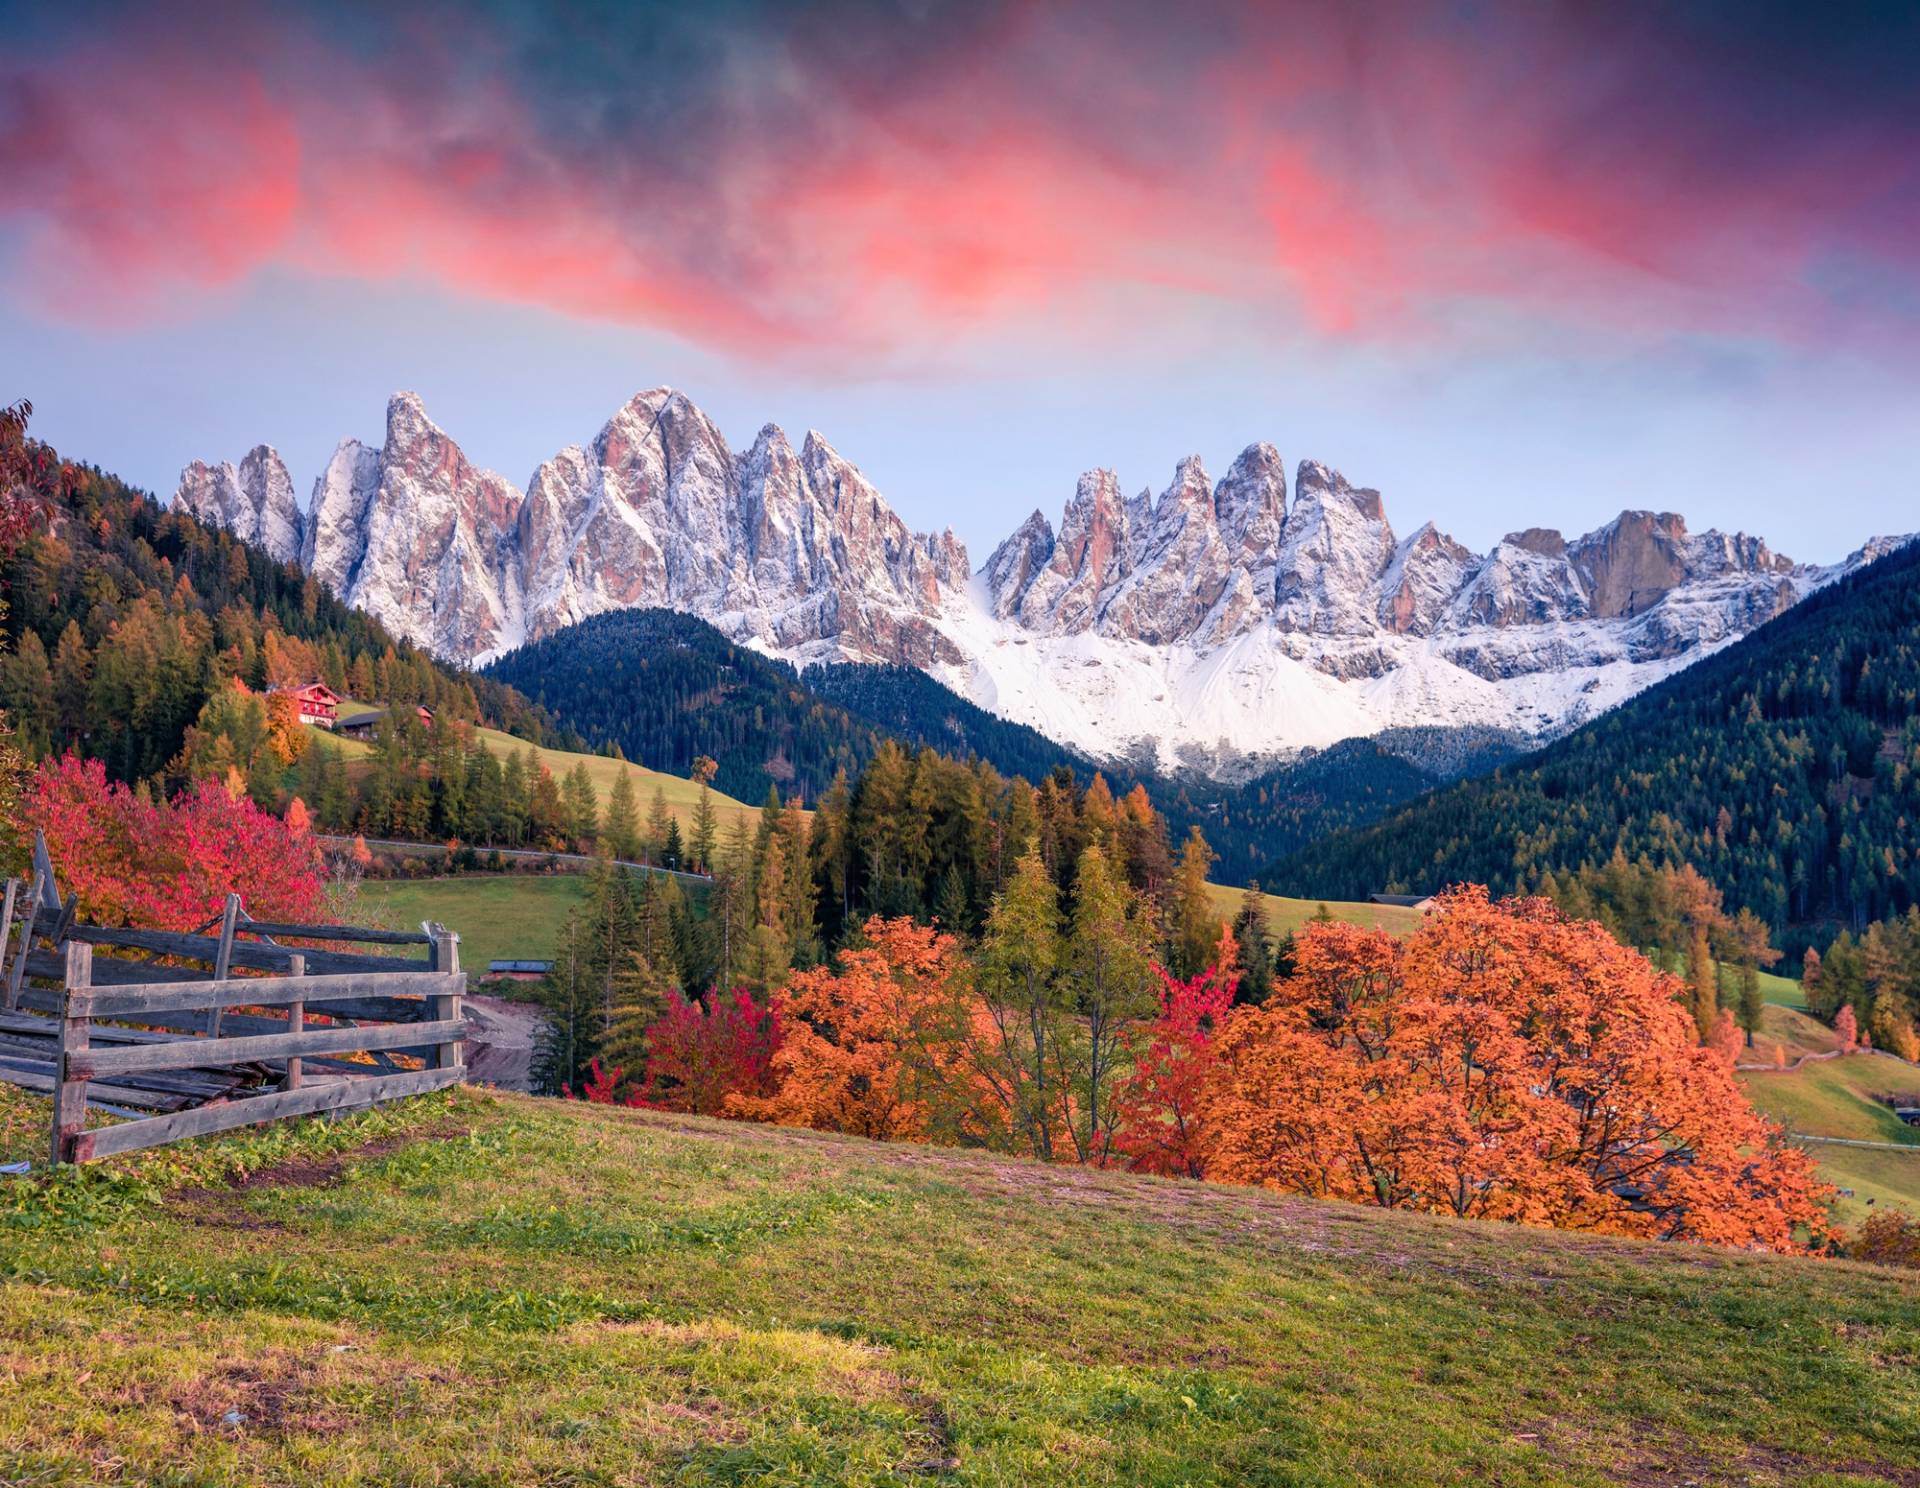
top-left (729, 916), bottom-right (974, 1141)
top-left (1198, 888), bottom-right (1832, 1252)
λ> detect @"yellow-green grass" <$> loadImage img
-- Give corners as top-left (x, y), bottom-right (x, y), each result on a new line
top-left (1740, 1053), bottom-right (1920, 1148)
top-left (1741, 1052), bottom-right (1920, 1223)
top-left (1748, 1002), bottom-right (1841, 1066)
top-left (1806, 1143), bottom-right (1920, 1225)
top-left (352, 874), bottom-right (591, 977)
top-left (1203, 882), bottom-right (1426, 938)
top-left (1, 1082), bottom-right (1917, 1486)
top-left (470, 726), bottom-right (768, 833)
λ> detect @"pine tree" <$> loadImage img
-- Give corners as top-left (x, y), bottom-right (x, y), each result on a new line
top-left (690, 781), bottom-right (718, 873)
top-left (563, 760), bottom-right (600, 849)
top-left (532, 908), bottom-right (600, 1094)
top-left (604, 768), bottom-right (642, 860)
top-left (662, 815), bottom-right (685, 871)
top-left (646, 785), bottom-right (672, 863)
top-left (601, 948), bottom-right (675, 1082)
top-left (1232, 880), bottom-right (1275, 1004)
top-left (50, 620), bottom-right (90, 748)
top-left (933, 863), bottom-right (971, 936)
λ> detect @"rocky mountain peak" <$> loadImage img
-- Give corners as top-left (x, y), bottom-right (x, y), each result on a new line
top-left (180, 385), bottom-right (1906, 781)
top-left (175, 444), bottom-right (303, 566)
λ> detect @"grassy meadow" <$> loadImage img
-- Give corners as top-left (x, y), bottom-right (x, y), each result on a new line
top-left (351, 874), bottom-right (594, 976)
top-left (2, 1082), bottom-right (1917, 1486)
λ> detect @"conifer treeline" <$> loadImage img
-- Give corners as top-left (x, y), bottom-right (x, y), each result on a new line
top-left (0, 419), bottom-right (563, 794)
top-left (530, 741), bottom-right (1291, 1093)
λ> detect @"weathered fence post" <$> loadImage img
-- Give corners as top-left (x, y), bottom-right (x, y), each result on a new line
top-left (4, 870), bottom-right (44, 1011)
top-left (429, 925), bottom-right (464, 1073)
top-left (207, 892), bottom-right (240, 1037)
top-left (0, 879), bottom-right (17, 990)
top-left (285, 953), bottom-right (306, 1091)
top-left (51, 941), bottom-right (92, 1166)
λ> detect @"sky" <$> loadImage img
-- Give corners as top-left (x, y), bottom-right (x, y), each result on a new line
top-left (2, 0), bottom-right (1916, 564)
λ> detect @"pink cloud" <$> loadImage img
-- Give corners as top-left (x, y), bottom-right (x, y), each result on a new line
top-left (3, 3), bottom-right (1914, 362)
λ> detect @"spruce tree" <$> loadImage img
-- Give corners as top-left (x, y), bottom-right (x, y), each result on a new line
top-left (690, 781), bottom-right (718, 873)
top-left (531, 908), bottom-right (600, 1094)
top-left (646, 785), bottom-right (671, 861)
top-left (604, 768), bottom-right (642, 860)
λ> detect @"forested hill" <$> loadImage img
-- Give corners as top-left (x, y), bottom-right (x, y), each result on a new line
top-left (482, 608), bottom-right (1067, 807)
top-left (0, 419), bottom-right (564, 786)
top-left (1267, 538), bottom-right (1920, 952)
top-left (484, 608), bottom-right (1456, 881)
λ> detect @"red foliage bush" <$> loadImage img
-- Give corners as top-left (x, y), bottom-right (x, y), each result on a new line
top-left (26, 753), bottom-right (326, 929)
top-left (636, 989), bottom-right (781, 1115)
top-left (1111, 933), bottom-right (1239, 1178)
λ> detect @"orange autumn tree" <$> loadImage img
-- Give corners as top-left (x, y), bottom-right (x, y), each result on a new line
top-left (1200, 888), bottom-right (1832, 1253)
top-left (729, 916), bottom-right (975, 1142)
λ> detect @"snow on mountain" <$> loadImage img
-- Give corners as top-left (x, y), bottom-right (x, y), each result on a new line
top-left (178, 388), bottom-right (1909, 779)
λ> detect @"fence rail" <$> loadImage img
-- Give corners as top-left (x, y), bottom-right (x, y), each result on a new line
top-left (2, 833), bottom-right (468, 1166)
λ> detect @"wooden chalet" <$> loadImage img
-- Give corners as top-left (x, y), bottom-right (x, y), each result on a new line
top-left (279, 681), bottom-right (342, 729)
top-left (337, 703), bottom-right (434, 741)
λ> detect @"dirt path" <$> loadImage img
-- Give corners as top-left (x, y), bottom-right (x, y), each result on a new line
top-left (461, 996), bottom-right (546, 1092)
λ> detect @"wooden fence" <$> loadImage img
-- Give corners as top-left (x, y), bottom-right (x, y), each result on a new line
top-left (2, 834), bottom-right (466, 1166)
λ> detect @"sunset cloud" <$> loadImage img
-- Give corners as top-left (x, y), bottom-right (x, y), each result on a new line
top-left (4, 0), bottom-right (1916, 363)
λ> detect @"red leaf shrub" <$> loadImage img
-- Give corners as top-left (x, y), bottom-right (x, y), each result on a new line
top-left (26, 753), bottom-right (326, 929)
top-left (1112, 933), bottom-right (1240, 1178)
top-left (636, 989), bottom-right (781, 1115)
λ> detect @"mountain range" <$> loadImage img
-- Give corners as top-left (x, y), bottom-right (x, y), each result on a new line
top-left (177, 388), bottom-right (1907, 778)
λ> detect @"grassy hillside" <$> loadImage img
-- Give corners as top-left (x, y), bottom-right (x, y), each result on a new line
top-left (352, 875), bottom-right (593, 974)
top-left (1202, 883), bottom-right (1425, 939)
top-left (1, 1084), bottom-right (1916, 1485)
top-left (470, 726), bottom-right (769, 833)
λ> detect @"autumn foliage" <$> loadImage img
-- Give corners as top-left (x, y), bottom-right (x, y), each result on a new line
top-left (634, 988), bottom-right (781, 1115)
top-left (1197, 889), bottom-right (1830, 1252)
top-left (729, 917), bottom-right (972, 1141)
top-left (1111, 927), bottom-right (1240, 1178)
top-left (25, 752), bottom-right (326, 929)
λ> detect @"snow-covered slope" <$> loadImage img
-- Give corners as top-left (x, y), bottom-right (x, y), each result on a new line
top-left (178, 388), bottom-right (1909, 778)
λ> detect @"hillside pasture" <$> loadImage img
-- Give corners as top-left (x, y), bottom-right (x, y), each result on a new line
top-left (0, 1084), bottom-right (1916, 1486)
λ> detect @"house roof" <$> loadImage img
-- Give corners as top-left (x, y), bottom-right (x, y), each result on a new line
top-left (1369, 893), bottom-right (1434, 908)
top-left (487, 959), bottom-right (553, 973)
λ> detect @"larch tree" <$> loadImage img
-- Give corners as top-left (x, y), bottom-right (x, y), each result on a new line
top-left (975, 842), bottom-right (1066, 1160)
top-left (1056, 843), bottom-right (1160, 1165)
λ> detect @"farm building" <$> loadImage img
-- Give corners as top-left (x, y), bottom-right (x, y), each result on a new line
top-left (280, 681), bottom-right (342, 729)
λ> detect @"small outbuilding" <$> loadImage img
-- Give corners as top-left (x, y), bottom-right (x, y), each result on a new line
top-left (484, 959), bottom-right (553, 983)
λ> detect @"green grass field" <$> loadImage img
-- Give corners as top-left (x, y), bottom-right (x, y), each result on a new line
top-left (1740, 1051), bottom-right (1920, 1224)
top-left (351, 875), bottom-right (592, 976)
top-left (1, 1082), bottom-right (1915, 1486)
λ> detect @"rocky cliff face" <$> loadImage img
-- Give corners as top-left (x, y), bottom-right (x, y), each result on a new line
top-left (179, 387), bottom-right (1906, 777)
top-left (185, 388), bottom-right (970, 666)
top-left (175, 446), bottom-right (303, 565)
